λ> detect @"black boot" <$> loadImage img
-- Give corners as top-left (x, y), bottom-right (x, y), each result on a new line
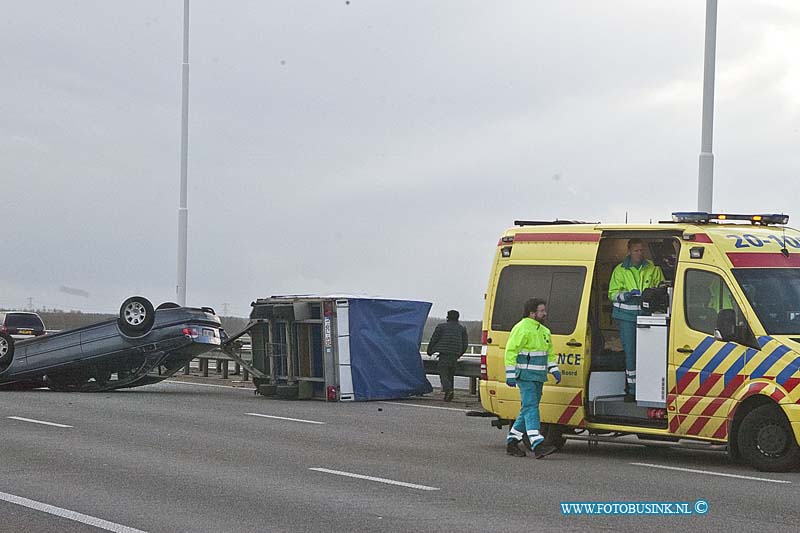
top-left (506, 440), bottom-right (527, 457)
top-left (534, 445), bottom-right (557, 459)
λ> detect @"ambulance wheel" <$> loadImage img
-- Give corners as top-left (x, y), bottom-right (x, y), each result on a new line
top-left (541, 423), bottom-right (567, 450)
top-left (737, 404), bottom-right (800, 472)
top-left (118, 296), bottom-right (155, 337)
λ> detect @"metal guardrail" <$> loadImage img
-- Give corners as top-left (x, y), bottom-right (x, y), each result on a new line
top-left (189, 338), bottom-right (482, 394)
top-left (185, 335), bottom-right (253, 380)
top-left (420, 354), bottom-right (481, 394)
top-left (421, 342), bottom-right (482, 355)
top-left (41, 328), bottom-right (483, 392)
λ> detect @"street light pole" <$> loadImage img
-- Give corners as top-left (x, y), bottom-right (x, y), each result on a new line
top-left (177, 0), bottom-right (190, 306)
top-left (697, 0), bottom-right (717, 212)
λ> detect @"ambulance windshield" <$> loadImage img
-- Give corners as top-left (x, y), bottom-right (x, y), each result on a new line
top-left (732, 268), bottom-right (800, 335)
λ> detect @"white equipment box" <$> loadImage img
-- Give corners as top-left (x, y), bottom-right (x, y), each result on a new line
top-left (636, 315), bottom-right (668, 407)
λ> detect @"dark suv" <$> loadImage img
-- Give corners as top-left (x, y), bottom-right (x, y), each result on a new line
top-left (0, 312), bottom-right (46, 339)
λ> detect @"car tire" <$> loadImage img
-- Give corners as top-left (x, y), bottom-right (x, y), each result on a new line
top-left (156, 302), bottom-right (181, 310)
top-left (737, 403), bottom-right (800, 472)
top-left (118, 296), bottom-right (156, 337)
top-left (0, 333), bottom-right (14, 365)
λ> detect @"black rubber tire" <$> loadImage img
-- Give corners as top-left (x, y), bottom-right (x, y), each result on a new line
top-left (156, 302), bottom-right (181, 310)
top-left (0, 333), bottom-right (14, 365)
top-left (118, 296), bottom-right (155, 337)
top-left (520, 424), bottom-right (567, 451)
top-left (541, 423), bottom-right (568, 450)
top-left (737, 403), bottom-right (800, 472)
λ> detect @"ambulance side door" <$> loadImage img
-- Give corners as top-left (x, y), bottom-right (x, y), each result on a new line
top-left (670, 265), bottom-right (757, 439)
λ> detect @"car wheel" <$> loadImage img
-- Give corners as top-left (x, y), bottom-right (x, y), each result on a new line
top-left (156, 302), bottom-right (181, 310)
top-left (0, 333), bottom-right (14, 365)
top-left (737, 403), bottom-right (800, 472)
top-left (118, 296), bottom-right (156, 337)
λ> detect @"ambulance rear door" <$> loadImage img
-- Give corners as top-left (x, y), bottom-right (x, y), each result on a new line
top-left (488, 231), bottom-right (599, 424)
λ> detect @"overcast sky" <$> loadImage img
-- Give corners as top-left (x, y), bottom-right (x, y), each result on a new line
top-left (2, 1), bottom-right (799, 319)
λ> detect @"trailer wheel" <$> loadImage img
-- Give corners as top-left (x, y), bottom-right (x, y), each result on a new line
top-left (737, 403), bottom-right (800, 472)
top-left (118, 296), bottom-right (155, 337)
top-left (0, 333), bottom-right (14, 365)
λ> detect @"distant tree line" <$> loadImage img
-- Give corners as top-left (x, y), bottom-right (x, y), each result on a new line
top-left (423, 317), bottom-right (482, 344)
top-left (1, 309), bottom-right (252, 336)
top-left (3, 309), bottom-right (481, 345)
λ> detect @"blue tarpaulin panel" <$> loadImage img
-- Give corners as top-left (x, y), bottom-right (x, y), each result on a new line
top-left (348, 298), bottom-right (433, 401)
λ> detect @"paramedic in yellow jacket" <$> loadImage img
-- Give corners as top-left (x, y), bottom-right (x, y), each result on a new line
top-left (505, 298), bottom-right (561, 459)
top-left (608, 239), bottom-right (664, 400)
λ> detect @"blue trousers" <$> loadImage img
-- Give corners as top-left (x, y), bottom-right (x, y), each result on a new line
top-left (507, 380), bottom-right (544, 445)
top-left (618, 319), bottom-right (637, 395)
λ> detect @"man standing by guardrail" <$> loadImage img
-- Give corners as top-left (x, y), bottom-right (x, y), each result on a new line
top-left (426, 309), bottom-right (468, 402)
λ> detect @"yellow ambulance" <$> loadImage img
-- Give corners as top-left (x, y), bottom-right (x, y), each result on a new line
top-left (480, 212), bottom-right (800, 472)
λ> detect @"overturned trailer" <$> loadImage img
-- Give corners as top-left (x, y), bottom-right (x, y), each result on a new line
top-left (227, 295), bottom-right (432, 401)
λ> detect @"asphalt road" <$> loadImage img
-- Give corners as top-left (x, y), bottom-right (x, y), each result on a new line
top-left (1, 381), bottom-right (797, 532)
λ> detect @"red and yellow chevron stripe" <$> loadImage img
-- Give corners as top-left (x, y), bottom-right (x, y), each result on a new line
top-left (556, 390), bottom-right (585, 427)
top-left (669, 336), bottom-right (800, 441)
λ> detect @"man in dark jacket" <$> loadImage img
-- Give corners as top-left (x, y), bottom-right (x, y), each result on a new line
top-left (427, 310), bottom-right (469, 402)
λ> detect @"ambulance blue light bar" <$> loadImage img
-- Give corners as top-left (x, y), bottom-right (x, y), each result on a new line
top-left (671, 212), bottom-right (789, 225)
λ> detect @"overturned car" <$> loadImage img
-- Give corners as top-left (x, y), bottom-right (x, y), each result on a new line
top-left (0, 296), bottom-right (221, 392)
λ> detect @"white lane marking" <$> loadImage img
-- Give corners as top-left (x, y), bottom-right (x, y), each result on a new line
top-left (164, 380), bottom-right (254, 391)
top-left (378, 401), bottom-right (469, 413)
top-left (7, 416), bottom-right (72, 428)
top-left (309, 468), bottom-right (439, 491)
top-left (245, 413), bottom-right (325, 425)
top-left (0, 490), bottom-right (147, 533)
top-left (630, 462), bottom-right (792, 484)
